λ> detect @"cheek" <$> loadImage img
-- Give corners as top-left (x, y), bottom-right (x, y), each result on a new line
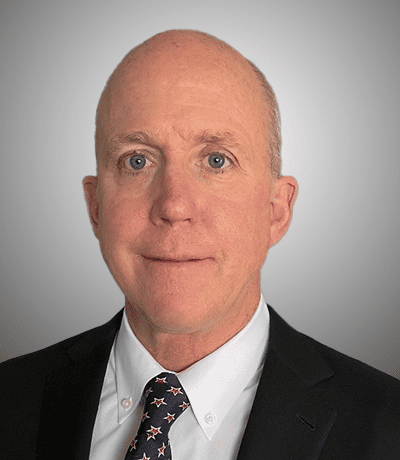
top-left (98, 193), bottom-right (148, 252)
top-left (216, 188), bottom-right (271, 270)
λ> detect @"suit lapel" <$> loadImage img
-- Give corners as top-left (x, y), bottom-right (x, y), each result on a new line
top-left (237, 306), bottom-right (337, 460)
top-left (35, 310), bottom-right (123, 460)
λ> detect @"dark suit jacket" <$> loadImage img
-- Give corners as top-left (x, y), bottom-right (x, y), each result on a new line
top-left (1, 305), bottom-right (400, 459)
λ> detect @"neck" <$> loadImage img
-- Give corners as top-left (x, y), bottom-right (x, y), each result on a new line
top-left (125, 288), bottom-right (260, 372)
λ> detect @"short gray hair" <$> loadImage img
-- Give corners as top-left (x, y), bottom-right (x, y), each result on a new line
top-left (246, 59), bottom-right (281, 179)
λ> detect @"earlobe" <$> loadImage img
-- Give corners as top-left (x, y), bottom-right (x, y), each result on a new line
top-left (82, 175), bottom-right (100, 237)
top-left (269, 176), bottom-right (298, 247)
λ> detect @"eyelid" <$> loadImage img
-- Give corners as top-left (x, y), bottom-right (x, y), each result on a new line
top-left (204, 151), bottom-right (234, 167)
top-left (119, 150), bottom-right (155, 171)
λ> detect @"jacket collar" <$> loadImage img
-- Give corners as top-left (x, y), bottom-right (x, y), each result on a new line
top-left (268, 305), bottom-right (334, 386)
top-left (35, 310), bottom-right (123, 460)
top-left (237, 305), bottom-right (337, 460)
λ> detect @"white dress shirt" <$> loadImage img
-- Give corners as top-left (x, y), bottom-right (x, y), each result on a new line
top-left (89, 293), bottom-right (270, 460)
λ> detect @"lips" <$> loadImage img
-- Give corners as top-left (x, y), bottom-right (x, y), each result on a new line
top-left (143, 256), bottom-right (207, 263)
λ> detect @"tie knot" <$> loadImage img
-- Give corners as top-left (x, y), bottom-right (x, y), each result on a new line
top-left (125, 373), bottom-right (190, 458)
top-left (142, 372), bottom-right (190, 419)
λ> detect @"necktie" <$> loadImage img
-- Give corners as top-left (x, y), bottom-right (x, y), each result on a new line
top-left (125, 372), bottom-right (190, 460)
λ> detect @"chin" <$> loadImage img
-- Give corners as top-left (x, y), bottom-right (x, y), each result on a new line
top-left (127, 291), bottom-right (225, 335)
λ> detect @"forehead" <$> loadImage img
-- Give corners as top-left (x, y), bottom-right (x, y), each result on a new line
top-left (99, 40), bottom-right (267, 158)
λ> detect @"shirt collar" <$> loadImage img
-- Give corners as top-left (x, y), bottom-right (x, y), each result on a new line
top-left (114, 293), bottom-right (269, 438)
top-left (115, 312), bottom-right (165, 424)
top-left (178, 292), bottom-right (269, 439)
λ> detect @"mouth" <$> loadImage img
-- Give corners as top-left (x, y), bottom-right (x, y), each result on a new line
top-left (143, 256), bottom-right (207, 263)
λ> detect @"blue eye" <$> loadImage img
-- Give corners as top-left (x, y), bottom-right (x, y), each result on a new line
top-left (208, 154), bottom-right (225, 168)
top-left (129, 154), bottom-right (146, 170)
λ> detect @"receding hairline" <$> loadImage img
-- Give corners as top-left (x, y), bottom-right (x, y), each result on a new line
top-left (95, 29), bottom-right (281, 179)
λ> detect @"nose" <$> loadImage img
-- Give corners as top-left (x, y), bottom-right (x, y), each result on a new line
top-left (149, 164), bottom-right (199, 228)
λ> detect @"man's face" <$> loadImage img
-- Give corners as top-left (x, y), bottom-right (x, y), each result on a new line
top-left (85, 41), bottom-right (283, 337)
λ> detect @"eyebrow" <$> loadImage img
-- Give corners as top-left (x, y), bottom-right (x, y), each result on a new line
top-left (104, 131), bottom-right (155, 162)
top-left (104, 129), bottom-right (245, 164)
top-left (192, 130), bottom-right (242, 149)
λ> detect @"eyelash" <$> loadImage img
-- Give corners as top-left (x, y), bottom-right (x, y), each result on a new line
top-left (120, 152), bottom-right (233, 175)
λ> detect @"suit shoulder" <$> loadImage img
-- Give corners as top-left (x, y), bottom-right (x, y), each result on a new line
top-left (306, 333), bottom-right (400, 390)
top-left (301, 332), bottom-right (400, 429)
top-left (268, 305), bottom-right (400, 393)
top-left (268, 304), bottom-right (400, 432)
top-left (0, 329), bottom-right (86, 377)
top-left (0, 311), bottom-right (122, 455)
top-left (298, 333), bottom-right (400, 454)
top-left (0, 309), bottom-right (123, 382)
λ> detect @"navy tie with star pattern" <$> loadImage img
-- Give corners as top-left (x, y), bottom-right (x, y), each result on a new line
top-left (125, 372), bottom-right (190, 460)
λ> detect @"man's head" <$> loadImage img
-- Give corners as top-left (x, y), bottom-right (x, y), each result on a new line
top-left (83, 30), bottom-right (297, 345)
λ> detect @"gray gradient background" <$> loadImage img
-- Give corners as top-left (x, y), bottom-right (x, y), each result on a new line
top-left (1, 0), bottom-right (399, 378)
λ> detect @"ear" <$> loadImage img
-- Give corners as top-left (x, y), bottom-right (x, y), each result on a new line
top-left (82, 175), bottom-right (100, 239)
top-left (269, 176), bottom-right (298, 247)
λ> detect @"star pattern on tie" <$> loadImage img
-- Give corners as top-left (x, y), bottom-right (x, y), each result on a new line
top-left (167, 386), bottom-right (183, 396)
top-left (124, 372), bottom-right (190, 460)
top-left (152, 397), bottom-right (168, 408)
top-left (163, 413), bottom-right (175, 423)
top-left (158, 442), bottom-right (167, 457)
top-left (146, 425), bottom-right (162, 440)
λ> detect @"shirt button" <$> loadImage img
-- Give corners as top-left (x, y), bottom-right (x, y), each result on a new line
top-left (121, 397), bottom-right (132, 411)
top-left (204, 412), bottom-right (216, 425)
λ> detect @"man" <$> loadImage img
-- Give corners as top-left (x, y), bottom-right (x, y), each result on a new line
top-left (1, 29), bottom-right (399, 460)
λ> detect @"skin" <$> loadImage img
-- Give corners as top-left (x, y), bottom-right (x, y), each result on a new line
top-left (83, 31), bottom-right (298, 372)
